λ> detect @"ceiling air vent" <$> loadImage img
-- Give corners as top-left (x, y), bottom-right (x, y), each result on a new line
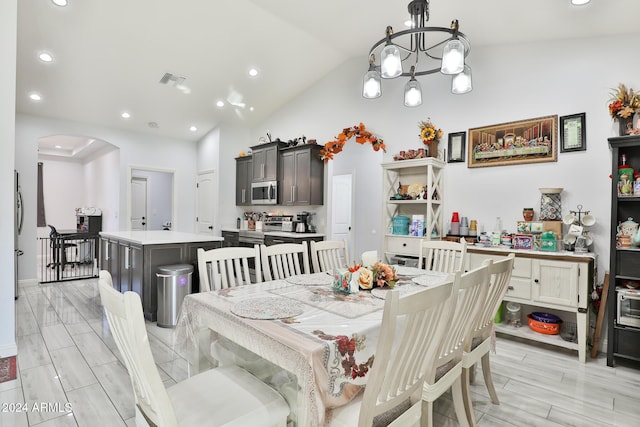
top-left (148, 122), bottom-right (159, 129)
top-left (159, 72), bottom-right (186, 87)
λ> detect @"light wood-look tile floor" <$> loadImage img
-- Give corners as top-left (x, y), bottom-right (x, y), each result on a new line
top-left (3, 278), bottom-right (640, 427)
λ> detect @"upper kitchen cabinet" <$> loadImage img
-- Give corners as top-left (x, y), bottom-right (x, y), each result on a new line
top-left (235, 156), bottom-right (252, 206)
top-left (281, 144), bottom-right (325, 206)
top-left (251, 141), bottom-right (285, 182)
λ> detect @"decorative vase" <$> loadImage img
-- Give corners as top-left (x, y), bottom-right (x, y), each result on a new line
top-left (427, 141), bottom-right (439, 157)
top-left (618, 116), bottom-right (634, 136)
top-left (523, 208), bottom-right (534, 222)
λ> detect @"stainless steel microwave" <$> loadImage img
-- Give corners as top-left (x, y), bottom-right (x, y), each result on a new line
top-left (617, 287), bottom-right (640, 328)
top-left (251, 181), bottom-right (278, 205)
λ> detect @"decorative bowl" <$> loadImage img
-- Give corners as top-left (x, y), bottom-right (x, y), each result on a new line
top-left (527, 314), bottom-right (561, 335)
top-left (530, 312), bottom-right (562, 324)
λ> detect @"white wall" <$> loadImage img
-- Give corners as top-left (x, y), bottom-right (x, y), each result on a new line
top-left (83, 145), bottom-right (120, 231)
top-left (0, 0), bottom-right (17, 357)
top-left (38, 157), bottom-right (85, 231)
top-left (15, 113), bottom-right (198, 282)
top-left (252, 34), bottom-right (640, 283)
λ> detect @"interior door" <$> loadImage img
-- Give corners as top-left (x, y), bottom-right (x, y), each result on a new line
top-left (196, 171), bottom-right (216, 234)
top-left (331, 174), bottom-right (353, 261)
top-left (131, 177), bottom-right (147, 230)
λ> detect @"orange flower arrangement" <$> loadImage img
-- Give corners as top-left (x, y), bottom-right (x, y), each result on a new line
top-left (609, 84), bottom-right (640, 120)
top-left (320, 123), bottom-right (385, 162)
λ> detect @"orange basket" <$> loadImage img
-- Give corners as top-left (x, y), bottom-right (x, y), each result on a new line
top-left (527, 314), bottom-right (561, 335)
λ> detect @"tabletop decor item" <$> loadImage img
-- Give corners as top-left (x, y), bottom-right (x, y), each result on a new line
top-left (608, 83), bottom-right (640, 135)
top-left (320, 122), bottom-right (385, 161)
top-left (347, 261), bottom-right (398, 290)
top-left (332, 269), bottom-right (355, 294)
top-left (419, 118), bottom-right (444, 157)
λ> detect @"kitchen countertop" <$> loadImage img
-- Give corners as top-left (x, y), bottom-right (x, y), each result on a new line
top-left (220, 228), bottom-right (324, 239)
top-left (99, 230), bottom-right (224, 245)
top-left (467, 244), bottom-right (596, 261)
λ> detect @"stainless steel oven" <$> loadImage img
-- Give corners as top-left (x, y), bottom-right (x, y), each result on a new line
top-left (617, 287), bottom-right (640, 328)
top-left (251, 181), bottom-right (278, 205)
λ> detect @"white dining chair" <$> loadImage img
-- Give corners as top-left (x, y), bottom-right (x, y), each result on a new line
top-left (421, 262), bottom-right (490, 427)
top-left (197, 245), bottom-right (261, 292)
top-left (462, 253), bottom-right (515, 426)
top-left (418, 237), bottom-right (467, 273)
top-left (310, 240), bottom-right (349, 273)
top-left (361, 250), bottom-right (378, 267)
top-left (330, 278), bottom-right (454, 427)
top-left (260, 242), bottom-right (310, 281)
top-left (97, 270), bottom-right (290, 427)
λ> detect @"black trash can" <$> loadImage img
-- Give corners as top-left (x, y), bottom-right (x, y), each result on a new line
top-left (156, 264), bottom-right (193, 328)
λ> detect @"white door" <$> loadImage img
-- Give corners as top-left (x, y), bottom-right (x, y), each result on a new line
top-left (331, 174), bottom-right (353, 260)
top-left (196, 171), bottom-right (216, 234)
top-left (131, 177), bottom-right (147, 230)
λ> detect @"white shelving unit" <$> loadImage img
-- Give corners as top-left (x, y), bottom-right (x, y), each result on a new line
top-left (381, 157), bottom-right (445, 262)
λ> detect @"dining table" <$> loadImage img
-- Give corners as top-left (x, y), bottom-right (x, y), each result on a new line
top-left (175, 266), bottom-right (452, 427)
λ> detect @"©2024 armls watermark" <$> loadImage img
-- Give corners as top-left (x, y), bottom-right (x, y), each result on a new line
top-left (2, 402), bottom-right (73, 413)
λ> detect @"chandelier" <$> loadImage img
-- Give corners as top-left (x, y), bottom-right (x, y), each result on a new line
top-left (362, 0), bottom-right (472, 107)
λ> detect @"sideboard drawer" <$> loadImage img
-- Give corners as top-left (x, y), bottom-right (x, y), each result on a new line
top-left (512, 257), bottom-right (532, 277)
top-left (386, 236), bottom-right (421, 255)
top-left (505, 276), bottom-right (531, 299)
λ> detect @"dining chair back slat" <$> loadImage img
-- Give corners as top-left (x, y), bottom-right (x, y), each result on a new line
top-left (418, 238), bottom-right (467, 273)
top-left (421, 263), bottom-right (491, 427)
top-left (330, 280), bottom-right (454, 427)
top-left (261, 241), bottom-right (310, 281)
top-left (310, 240), bottom-right (349, 273)
top-left (197, 245), bottom-right (261, 292)
top-left (461, 253), bottom-right (515, 426)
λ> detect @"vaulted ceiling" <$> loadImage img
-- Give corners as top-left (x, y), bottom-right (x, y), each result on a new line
top-left (17, 0), bottom-right (639, 156)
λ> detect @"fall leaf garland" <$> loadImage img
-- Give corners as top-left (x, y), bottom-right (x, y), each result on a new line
top-left (320, 122), bottom-right (386, 162)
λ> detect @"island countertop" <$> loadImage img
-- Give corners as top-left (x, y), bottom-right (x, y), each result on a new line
top-left (99, 230), bottom-right (224, 245)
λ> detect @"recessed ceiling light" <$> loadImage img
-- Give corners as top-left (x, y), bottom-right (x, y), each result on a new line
top-left (249, 107), bottom-right (255, 112)
top-left (55, 145), bottom-right (62, 149)
top-left (248, 68), bottom-right (259, 77)
top-left (29, 92), bottom-right (42, 101)
top-left (189, 126), bottom-right (197, 132)
top-left (571, 0), bottom-right (590, 4)
top-left (39, 52), bottom-right (53, 63)
top-left (216, 100), bottom-right (225, 108)
top-left (121, 112), bottom-right (131, 119)
top-left (52, 0), bottom-right (68, 6)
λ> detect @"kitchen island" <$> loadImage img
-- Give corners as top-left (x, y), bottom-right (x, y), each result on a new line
top-left (99, 231), bottom-right (223, 321)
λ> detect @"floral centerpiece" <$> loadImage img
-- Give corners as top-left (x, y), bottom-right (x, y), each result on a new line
top-left (349, 262), bottom-right (398, 290)
top-left (419, 119), bottom-right (444, 157)
top-left (609, 84), bottom-right (640, 135)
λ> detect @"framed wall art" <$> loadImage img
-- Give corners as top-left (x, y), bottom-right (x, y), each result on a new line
top-left (560, 112), bottom-right (586, 152)
top-left (447, 131), bottom-right (466, 163)
top-left (467, 115), bottom-right (558, 168)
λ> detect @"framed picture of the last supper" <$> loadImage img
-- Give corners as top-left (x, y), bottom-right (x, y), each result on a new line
top-left (467, 115), bottom-right (558, 168)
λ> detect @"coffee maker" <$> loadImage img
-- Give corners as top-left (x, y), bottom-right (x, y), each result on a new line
top-left (295, 212), bottom-right (315, 233)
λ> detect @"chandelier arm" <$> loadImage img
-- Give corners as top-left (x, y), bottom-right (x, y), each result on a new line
top-left (368, 27), bottom-right (470, 57)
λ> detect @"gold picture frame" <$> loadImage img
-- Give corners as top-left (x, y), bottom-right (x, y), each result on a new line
top-left (468, 115), bottom-right (558, 168)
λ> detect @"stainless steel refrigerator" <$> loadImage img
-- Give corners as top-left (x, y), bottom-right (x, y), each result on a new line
top-left (15, 170), bottom-right (23, 299)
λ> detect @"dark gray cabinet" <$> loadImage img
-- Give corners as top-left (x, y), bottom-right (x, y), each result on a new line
top-left (251, 141), bottom-right (284, 182)
top-left (235, 156), bottom-right (253, 206)
top-left (100, 236), bottom-right (222, 321)
top-left (221, 230), bottom-right (239, 247)
top-left (280, 144), bottom-right (324, 206)
top-left (607, 135), bottom-right (640, 367)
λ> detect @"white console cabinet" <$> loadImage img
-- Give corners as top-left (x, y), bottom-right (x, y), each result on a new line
top-left (467, 247), bottom-right (595, 363)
